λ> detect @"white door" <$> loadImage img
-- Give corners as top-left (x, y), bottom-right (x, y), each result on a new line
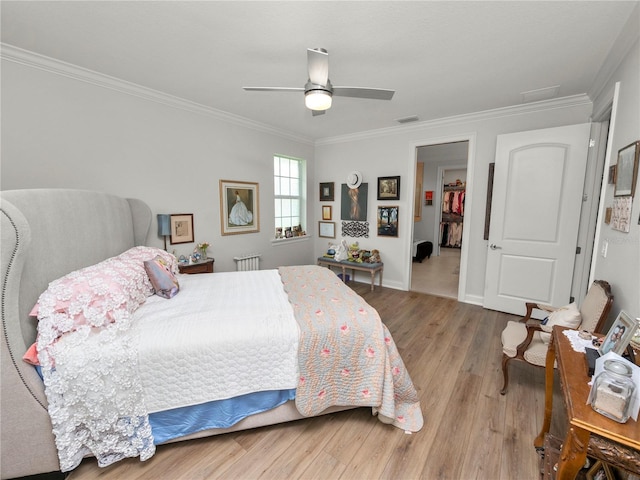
top-left (483, 124), bottom-right (590, 316)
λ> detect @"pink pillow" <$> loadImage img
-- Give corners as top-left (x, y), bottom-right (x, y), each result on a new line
top-left (30, 246), bottom-right (173, 367)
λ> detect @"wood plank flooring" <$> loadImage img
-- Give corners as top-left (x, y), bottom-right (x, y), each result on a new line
top-left (67, 282), bottom-right (554, 480)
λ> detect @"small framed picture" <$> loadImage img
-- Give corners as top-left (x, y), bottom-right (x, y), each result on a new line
top-left (319, 182), bottom-right (334, 201)
top-left (599, 310), bottom-right (637, 355)
top-left (586, 460), bottom-right (613, 480)
top-left (318, 221), bottom-right (336, 238)
top-left (377, 206), bottom-right (399, 237)
top-left (170, 214), bottom-right (194, 245)
top-left (608, 164), bottom-right (617, 185)
top-left (322, 205), bottom-right (332, 220)
top-left (377, 176), bottom-right (400, 200)
top-left (614, 140), bottom-right (639, 197)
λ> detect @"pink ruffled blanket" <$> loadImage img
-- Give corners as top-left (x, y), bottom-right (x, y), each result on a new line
top-left (278, 265), bottom-right (423, 432)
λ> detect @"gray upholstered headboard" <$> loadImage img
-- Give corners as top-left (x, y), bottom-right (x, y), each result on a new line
top-left (0, 189), bottom-right (151, 479)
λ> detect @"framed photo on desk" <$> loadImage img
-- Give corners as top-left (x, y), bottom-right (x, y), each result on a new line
top-left (599, 310), bottom-right (636, 355)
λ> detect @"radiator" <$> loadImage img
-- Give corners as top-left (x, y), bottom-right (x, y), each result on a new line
top-left (233, 253), bottom-right (261, 271)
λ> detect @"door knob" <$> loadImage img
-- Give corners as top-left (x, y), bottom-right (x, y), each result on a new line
top-left (490, 244), bottom-right (502, 250)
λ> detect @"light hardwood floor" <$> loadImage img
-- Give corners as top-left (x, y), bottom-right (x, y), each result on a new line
top-left (410, 247), bottom-right (460, 299)
top-left (68, 283), bottom-right (555, 480)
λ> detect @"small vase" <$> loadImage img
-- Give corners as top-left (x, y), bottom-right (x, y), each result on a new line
top-left (200, 249), bottom-right (208, 260)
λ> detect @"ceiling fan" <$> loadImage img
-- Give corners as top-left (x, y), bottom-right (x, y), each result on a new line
top-left (243, 48), bottom-right (395, 116)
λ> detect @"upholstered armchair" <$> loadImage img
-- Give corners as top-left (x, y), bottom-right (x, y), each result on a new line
top-left (500, 280), bottom-right (614, 394)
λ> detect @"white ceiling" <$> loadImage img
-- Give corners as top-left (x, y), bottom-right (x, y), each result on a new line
top-left (2, 1), bottom-right (637, 141)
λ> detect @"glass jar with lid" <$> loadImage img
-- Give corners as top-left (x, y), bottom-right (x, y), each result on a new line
top-left (591, 359), bottom-right (636, 423)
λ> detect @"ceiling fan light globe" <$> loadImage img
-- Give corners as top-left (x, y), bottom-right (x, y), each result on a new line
top-left (305, 91), bottom-right (332, 111)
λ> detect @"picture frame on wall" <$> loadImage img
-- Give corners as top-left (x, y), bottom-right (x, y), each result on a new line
top-left (614, 140), bottom-right (639, 197)
top-left (377, 205), bottom-right (399, 237)
top-left (319, 182), bottom-right (334, 201)
top-left (318, 221), bottom-right (336, 238)
top-left (219, 179), bottom-right (259, 235)
top-left (377, 176), bottom-right (400, 200)
top-left (169, 214), bottom-right (194, 245)
top-left (322, 205), bottom-right (332, 220)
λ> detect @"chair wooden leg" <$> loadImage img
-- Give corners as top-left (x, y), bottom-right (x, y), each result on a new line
top-left (500, 354), bottom-right (511, 395)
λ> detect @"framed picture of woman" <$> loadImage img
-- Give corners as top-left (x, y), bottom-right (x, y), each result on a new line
top-left (219, 180), bottom-right (260, 235)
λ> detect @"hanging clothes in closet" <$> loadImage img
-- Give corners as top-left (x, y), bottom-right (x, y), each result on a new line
top-left (440, 185), bottom-right (465, 248)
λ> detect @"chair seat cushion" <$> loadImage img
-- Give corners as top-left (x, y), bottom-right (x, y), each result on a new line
top-left (501, 321), bottom-right (548, 367)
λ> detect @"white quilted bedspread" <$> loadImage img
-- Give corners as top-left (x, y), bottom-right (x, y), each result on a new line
top-left (132, 269), bottom-right (300, 413)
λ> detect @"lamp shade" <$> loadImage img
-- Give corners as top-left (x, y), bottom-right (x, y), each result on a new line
top-left (157, 214), bottom-right (171, 236)
top-left (305, 90), bottom-right (332, 111)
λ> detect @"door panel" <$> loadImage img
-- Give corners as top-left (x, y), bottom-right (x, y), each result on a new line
top-left (483, 123), bottom-right (590, 315)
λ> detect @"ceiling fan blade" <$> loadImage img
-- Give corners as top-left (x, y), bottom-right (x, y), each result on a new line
top-left (243, 87), bottom-right (304, 92)
top-left (312, 109), bottom-right (326, 117)
top-left (307, 48), bottom-right (329, 86)
top-left (332, 87), bottom-right (395, 100)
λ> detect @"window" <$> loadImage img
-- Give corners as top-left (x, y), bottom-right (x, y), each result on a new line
top-left (274, 155), bottom-right (306, 238)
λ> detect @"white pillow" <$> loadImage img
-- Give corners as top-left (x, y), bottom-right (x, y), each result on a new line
top-left (539, 302), bottom-right (582, 344)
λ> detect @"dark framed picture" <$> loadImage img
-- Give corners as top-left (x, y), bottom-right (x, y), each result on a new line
top-left (318, 221), bottom-right (336, 238)
top-left (377, 206), bottom-right (398, 237)
top-left (319, 182), bottom-right (334, 201)
top-left (608, 164), bottom-right (617, 184)
top-left (219, 180), bottom-right (259, 235)
top-left (614, 140), bottom-right (639, 197)
top-left (322, 205), bottom-right (332, 220)
top-left (341, 183), bottom-right (368, 221)
top-left (377, 176), bottom-right (400, 200)
top-left (599, 310), bottom-right (636, 355)
top-left (169, 214), bottom-right (194, 245)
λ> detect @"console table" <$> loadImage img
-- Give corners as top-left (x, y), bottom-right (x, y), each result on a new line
top-left (535, 326), bottom-right (640, 479)
top-left (317, 257), bottom-right (383, 292)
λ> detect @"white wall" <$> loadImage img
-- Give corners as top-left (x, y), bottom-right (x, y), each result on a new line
top-left (314, 102), bottom-right (592, 298)
top-left (1, 58), bottom-right (317, 273)
top-left (591, 36), bottom-right (640, 324)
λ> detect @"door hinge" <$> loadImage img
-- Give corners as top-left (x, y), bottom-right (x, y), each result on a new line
top-left (576, 246), bottom-right (581, 254)
top-left (589, 139), bottom-right (596, 147)
top-left (583, 194), bottom-right (588, 202)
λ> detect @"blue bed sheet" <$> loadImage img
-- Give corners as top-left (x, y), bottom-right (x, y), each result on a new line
top-left (149, 389), bottom-right (297, 444)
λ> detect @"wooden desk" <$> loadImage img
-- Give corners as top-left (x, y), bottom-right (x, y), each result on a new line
top-left (317, 257), bottom-right (383, 291)
top-left (535, 326), bottom-right (640, 479)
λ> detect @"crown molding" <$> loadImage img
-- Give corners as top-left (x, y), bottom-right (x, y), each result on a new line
top-left (0, 43), bottom-right (314, 146)
top-left (315, 94), bottom-right (593, 146)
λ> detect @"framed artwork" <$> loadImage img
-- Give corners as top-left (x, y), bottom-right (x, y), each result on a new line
top-left (322, 205), bottom-right (332, 220)
top-left (608, 164), bottom-right (617, 185)
top-left (377, 206), bottom-right (399, 237)
top-left (424, 190), bottom-right (433, 206)
top-left (377, 176), bottom-right (400, 200)
top-left (318, 221), bottom-right (336, 238)
top-left (169, 214), bottom-right (194, 245)
top-left (219, 180), bottom-right (259, 235)
top-left (341, 183), bottom-right (368, 221)
top-left (610, 196), bottom-right (632, 233)
top-left (319, 182), bottom-right (334, 201)
top-left (586, 461), bottom-right (613, 480)
top-left (599, 310), bottom-right (636, 356)
top-left (614, 140), bottom-right (639, 197)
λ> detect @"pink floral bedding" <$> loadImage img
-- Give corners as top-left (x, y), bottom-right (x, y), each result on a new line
top-left (279, 265), bottom-right (423, 432)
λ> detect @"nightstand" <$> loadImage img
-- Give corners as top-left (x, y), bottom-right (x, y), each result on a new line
top-left (178, 257), bottom-right (215, 274)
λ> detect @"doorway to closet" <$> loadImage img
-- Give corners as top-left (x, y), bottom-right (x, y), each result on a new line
top-left (411, 141), bottom-right (469, 299)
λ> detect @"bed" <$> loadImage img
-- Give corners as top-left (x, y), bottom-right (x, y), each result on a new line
top-left (1, 189), bottom-right (422, 479)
